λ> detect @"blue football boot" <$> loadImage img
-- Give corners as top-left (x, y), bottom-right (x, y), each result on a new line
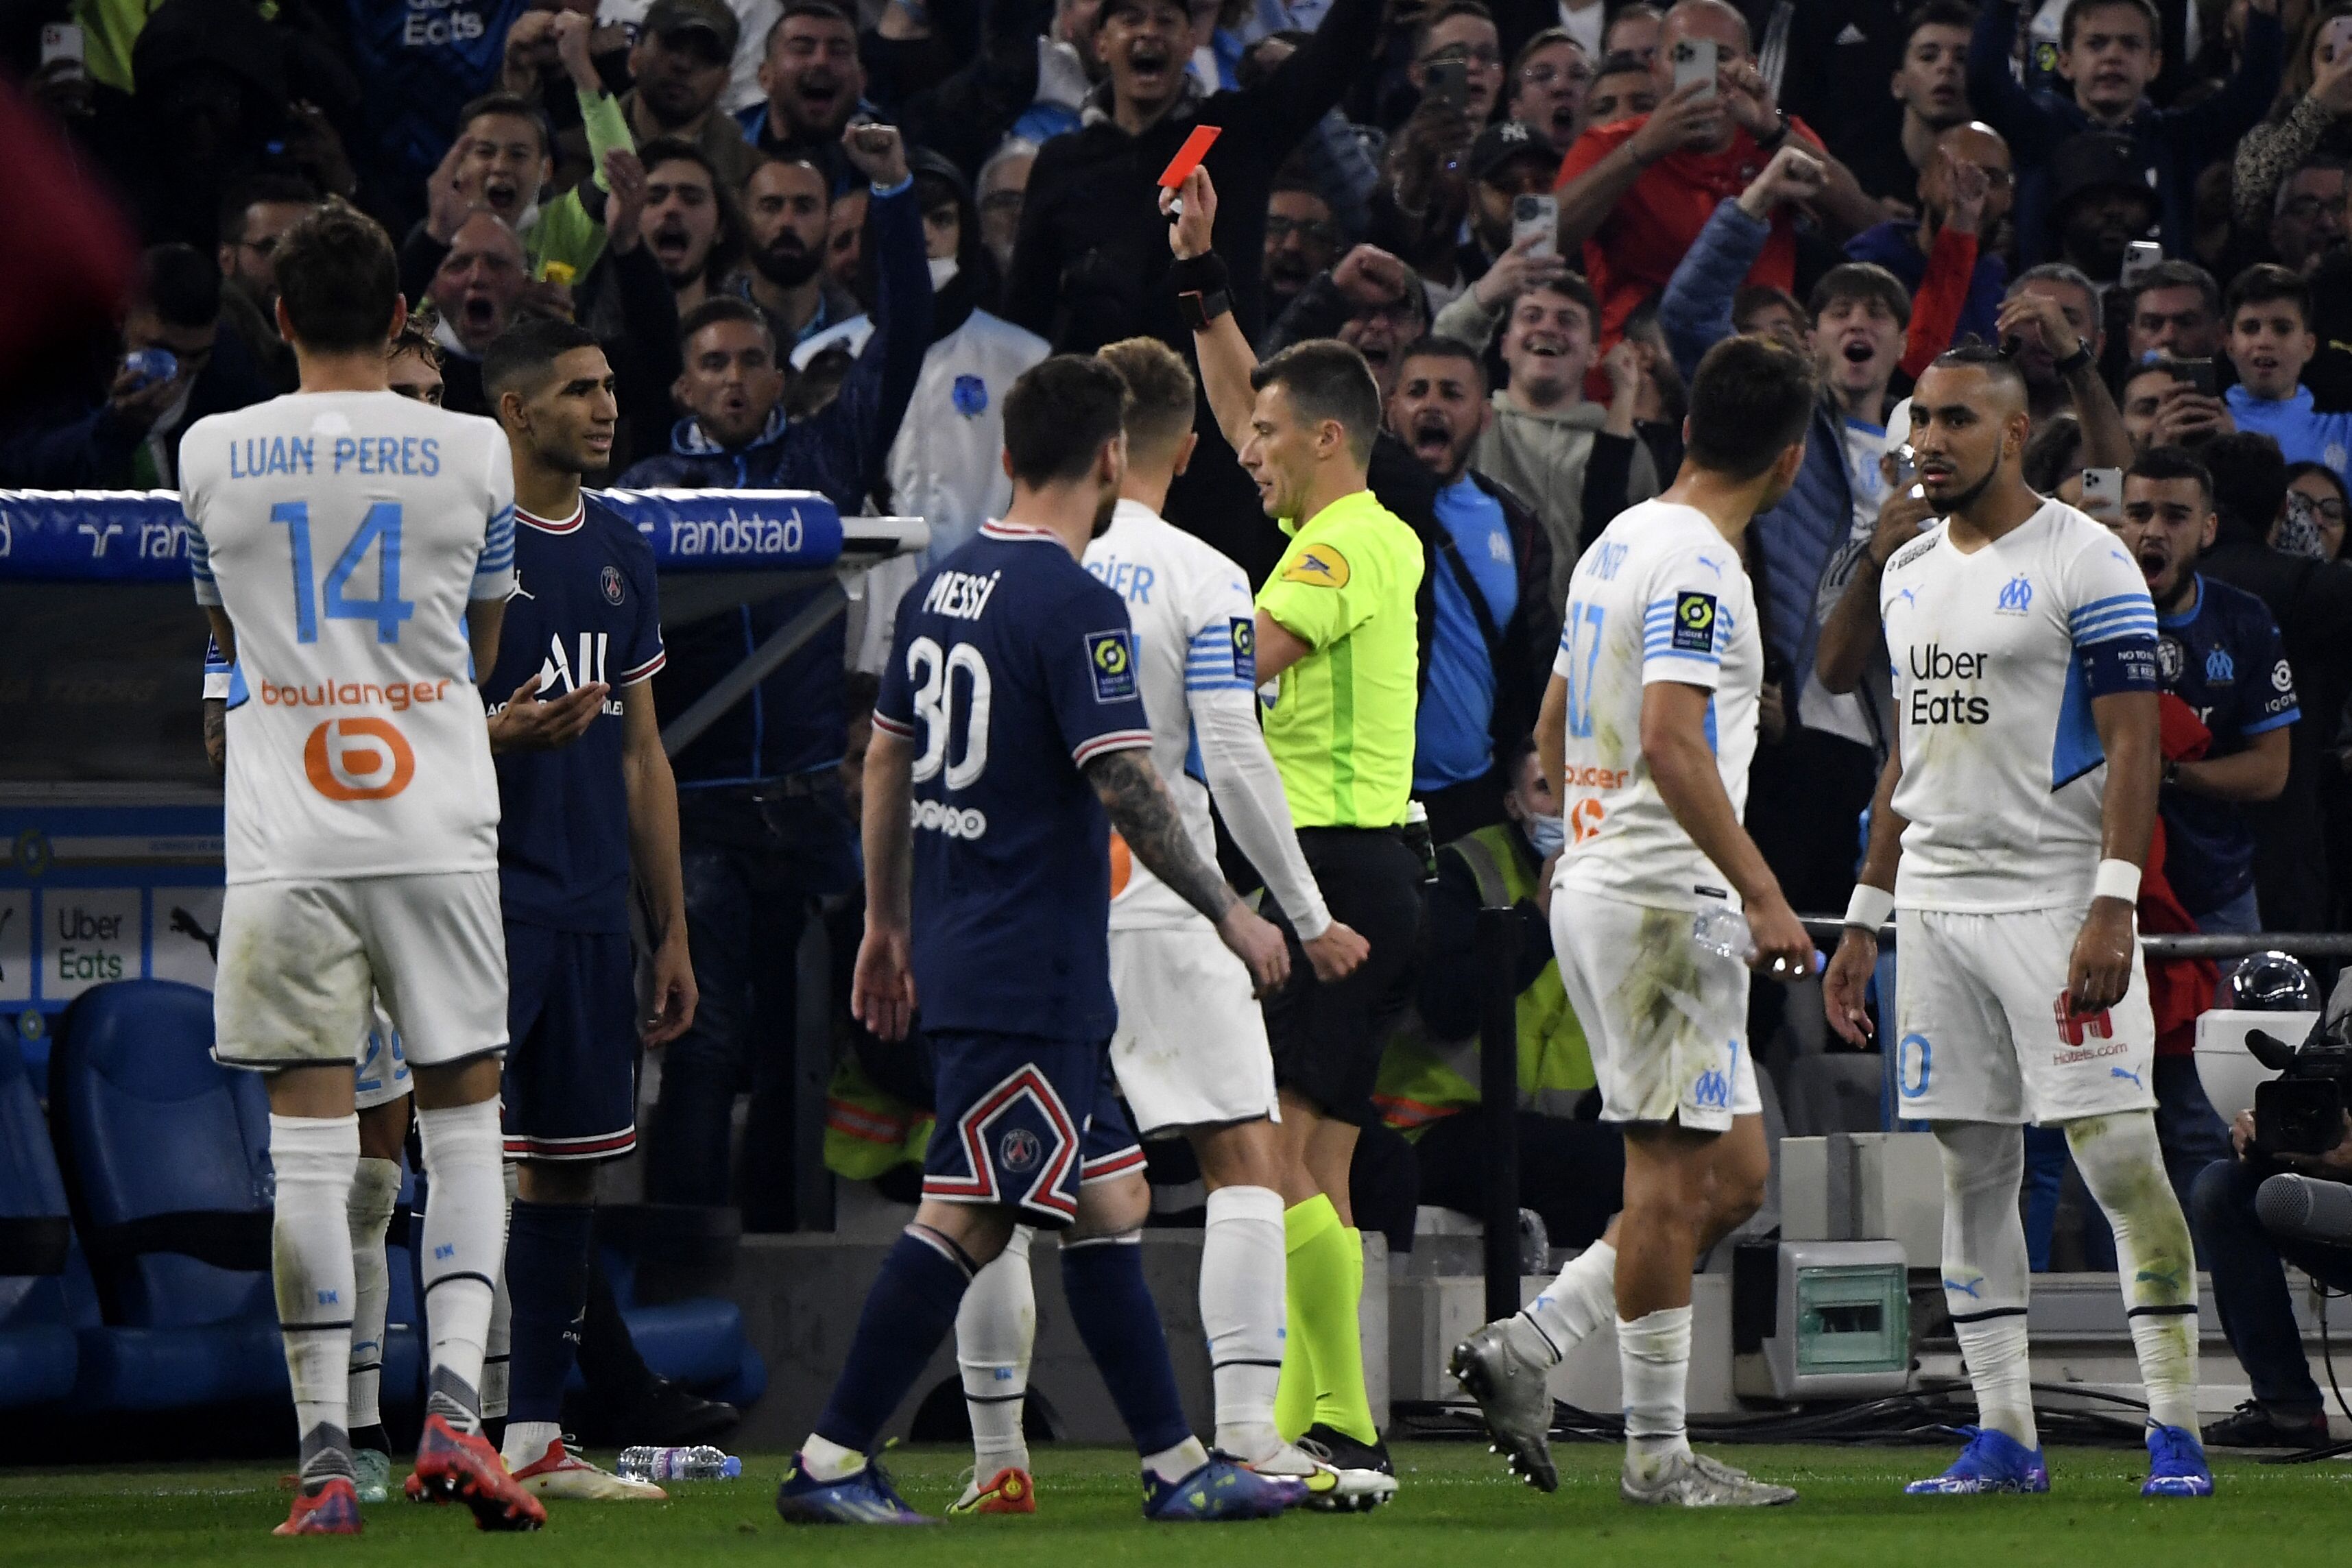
top-left (1142, 1457), bottom-right (1297, 1521)
top-left (775, 1455), bottom-right (935, 1524)
top-left (2141, 1423), bottom-right (2215, 1497)
top-left (1904, 1427), bottom-right (2051, 1495)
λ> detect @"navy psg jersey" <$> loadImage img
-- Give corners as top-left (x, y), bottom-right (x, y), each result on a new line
top-left (484, 496), bottom-right (666, 932)
top-left (2155, 572), bottom-right (2297, 915)
top-left (874, 520), bottom-right (1153, 1042)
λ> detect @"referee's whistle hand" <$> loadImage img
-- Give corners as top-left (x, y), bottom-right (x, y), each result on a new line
top-left (1303, 920), bottom-right (1369, 983)
top-left (1218, 904), bottom-right (1292, 998)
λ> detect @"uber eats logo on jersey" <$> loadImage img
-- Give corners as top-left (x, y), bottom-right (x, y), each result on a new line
top-left (1280, 544), bottom-right (1349, 588)
top-left (1085, 629), bottom-right (1137, 703)
top-left (1908, 643), bottom-right (1991, 725)
top-left (1671, 592), bottom-right (1717, 653)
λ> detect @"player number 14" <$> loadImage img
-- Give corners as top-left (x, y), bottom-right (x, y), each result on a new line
top-left (269, 500), bottom-right (416, 644)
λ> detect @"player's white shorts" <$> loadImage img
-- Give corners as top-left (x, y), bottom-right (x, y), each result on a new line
top-left (1550, 893), bottom-right (1760, 1132)
top-left (356, 1001), bottom-right (413, 1112)
top-left (213, 871), bottom-right (508, 1074)
top-left (1107, 925), bottom-right (1280, 1137)
top-left (1891, 905), bottom-right (2156, 1125)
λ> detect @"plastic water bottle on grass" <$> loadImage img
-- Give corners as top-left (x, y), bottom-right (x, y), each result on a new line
top-left (616, 1445), bottom-right (742, 1482)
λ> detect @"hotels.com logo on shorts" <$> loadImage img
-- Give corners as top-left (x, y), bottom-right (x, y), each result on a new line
top-left (304, 717), bottom-right (416, 800)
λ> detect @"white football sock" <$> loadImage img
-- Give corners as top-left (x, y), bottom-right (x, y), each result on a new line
top-left (800, 1433), bottom-right (866, 1482)
top-left (1934, 1121), bottom-right (2037, 1449)
top-left (416, 1100), bottom-right (507, 1429)
top-left (2067, 1110), bottom-right (2200, 1434)
top-left (345, 1155), bottom-right (400, 1434)
top-left (1617, 1305), bottom-right (1693, 1480)
top-left (481, 1160), bottom-right (517, 1421)
top-left (1512, 1238), bottom-right (1616, 1367)
top-left (503, 1420), bottom-right (562, 1469)
top-left (956, 1225), bottom-right (1035, 1475)
top-left (1202, 1185), bottom-right (1288, 1460)
top-left (270, 1113), bottom-right (359, 1482)
top-left (1141, 1436), bottom-right (1210, 1486)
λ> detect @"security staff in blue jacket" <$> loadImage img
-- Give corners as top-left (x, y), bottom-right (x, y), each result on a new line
top-left (616, 123), bottom-right (930, 1227)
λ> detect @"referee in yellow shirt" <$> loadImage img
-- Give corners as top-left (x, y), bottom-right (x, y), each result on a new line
top-left (1167, 168), bottom-right (1425, 1485)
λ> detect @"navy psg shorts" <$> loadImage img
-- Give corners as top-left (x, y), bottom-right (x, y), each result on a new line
top-left (922, 1033), bottom-right (1142, 1228)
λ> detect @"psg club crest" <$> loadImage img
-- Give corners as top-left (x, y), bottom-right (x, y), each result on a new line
top-left (952, 374), bottom-right (989, 418)
top-left (1000, 1126), bottom-right (1042, 1173)
top-left (601, 565), bottom-right (625, 605)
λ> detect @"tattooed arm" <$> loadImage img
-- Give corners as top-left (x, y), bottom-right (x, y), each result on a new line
top-left (203, 699), bottom-right (226, 773)
top-left (1085, 748), bottom-right (1292, 995)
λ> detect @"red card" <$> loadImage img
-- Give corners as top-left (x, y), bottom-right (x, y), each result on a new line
top-left (1157, 125), bottom-right (1222, 189)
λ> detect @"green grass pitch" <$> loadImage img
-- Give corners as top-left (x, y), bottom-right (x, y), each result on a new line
top-left (5, 1442), bottom-right (2348, 1567)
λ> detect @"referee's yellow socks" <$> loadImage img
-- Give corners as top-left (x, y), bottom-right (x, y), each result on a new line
top-left (1275, 1194), bottom-right (1377, 1445)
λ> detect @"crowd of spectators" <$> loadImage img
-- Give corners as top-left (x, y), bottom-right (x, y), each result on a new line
top-left (6, 0), bottom-right (2352, 1264)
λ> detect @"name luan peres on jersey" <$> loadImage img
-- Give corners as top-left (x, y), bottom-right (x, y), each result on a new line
top-left (181, 390), bottom-right (516, 884)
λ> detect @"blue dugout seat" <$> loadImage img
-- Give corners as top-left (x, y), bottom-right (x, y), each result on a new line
top-left (595, 1247), bottom-right (767, 1409)
top-left (0, 1029), bottom-right (90, 1408)
top-left (47, 980), bottom-right (287, 1408)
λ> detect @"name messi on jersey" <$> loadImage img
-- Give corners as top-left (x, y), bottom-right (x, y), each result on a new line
top-left (226, 435), bottom-right (442, 479)
top-left (1908, 642), bottom-right (1991, 725)
top-left (922, 568), bottom-right (1004, 620)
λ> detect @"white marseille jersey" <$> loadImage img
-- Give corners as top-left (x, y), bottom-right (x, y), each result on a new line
top-left (1880, 498), bottom-right (2158, 912)
top-left (1084, 499), bottom-right (1258, 928)
top-left (1553, 500), bottom-right (1762, 910)
top-left (182, 390), bottom-right (516, 883)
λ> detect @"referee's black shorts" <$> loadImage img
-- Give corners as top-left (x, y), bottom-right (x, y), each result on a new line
top-left (1262, 826), bottom-right (1426, 1126)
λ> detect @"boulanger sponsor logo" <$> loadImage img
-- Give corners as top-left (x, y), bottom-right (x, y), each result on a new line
top-left (304, 717), bottom-right (416, 801)
top-left (911, 799), bottom-right (988, 839)
top-left (261, 676), bottom-right (454, 712)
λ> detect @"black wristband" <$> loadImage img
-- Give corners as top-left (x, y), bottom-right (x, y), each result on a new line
top-left (1179, 289), bottom-right (1231, 331)
top-left (2053, 341), bottom-right (2095, 375)
top-left (1168, 250), bottom-right (1231, 300)
top-left (1753, 110), bottom-right (1789, 152)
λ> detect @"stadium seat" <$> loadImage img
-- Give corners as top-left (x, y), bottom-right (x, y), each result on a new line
top-left (0, 1029), bottom-right (86, 1408)
top-left (47, 980), bottom-right (288, 1408)
top-left (584, 1247), bottom-right (765, 1408)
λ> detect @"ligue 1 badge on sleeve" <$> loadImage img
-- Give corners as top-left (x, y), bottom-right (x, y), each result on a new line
top-left (952, 374), bottom-right (989, 418)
